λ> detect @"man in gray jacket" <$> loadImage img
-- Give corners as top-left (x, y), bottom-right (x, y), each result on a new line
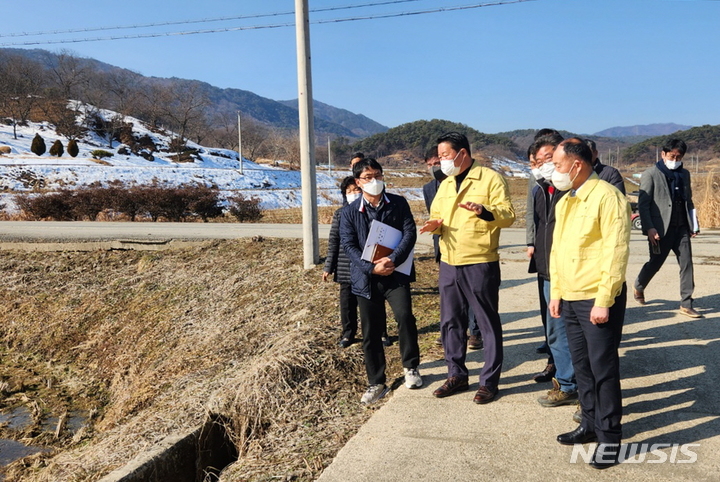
top-left (634, 139), bottom-right (701, 318)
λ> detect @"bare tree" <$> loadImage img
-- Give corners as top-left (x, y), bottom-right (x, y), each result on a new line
top-left (241, 117), bottom-right (272, 161)
top-left (162, 81), bottom-right (209, 152)
top-left (43, 50), bottom-right (90, 101)
top-left (0, 53), bottom-right (45, 139)
top-left (206, 110), bottom-right (238, 150)
top-left (266, 128), bottom-right (301, 168)
top-left (136, 81), bottom-right (173, 129)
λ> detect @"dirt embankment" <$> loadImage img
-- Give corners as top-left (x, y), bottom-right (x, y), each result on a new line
top-left (0, 239), bottom-right (444, 481)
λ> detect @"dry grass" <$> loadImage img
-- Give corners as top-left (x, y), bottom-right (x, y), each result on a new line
top-left (696, 171), bottom-right (720, 229)
top-left (0, 238), bottom-right (446, 481)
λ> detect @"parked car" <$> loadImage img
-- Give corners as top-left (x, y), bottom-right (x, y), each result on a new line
top-left (628, 199), bottom-right (642, 230)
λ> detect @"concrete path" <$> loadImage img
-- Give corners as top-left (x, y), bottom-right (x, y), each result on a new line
top-left (317, 229), bottom-right (720, 482)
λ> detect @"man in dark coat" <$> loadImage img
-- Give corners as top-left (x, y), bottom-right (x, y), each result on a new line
top-left (634, 138), bottom-right (701, 317)
top-left (340, 158), bottom-right (422, 405)
top-left (323, 176), bottom-right (364, 347)
top-left (585, 139), bottom-right (626, 195)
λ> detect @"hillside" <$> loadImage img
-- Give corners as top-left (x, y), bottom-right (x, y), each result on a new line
top-left (0, 103), bottom-right (347, 210)
top-left (278, 99), bottom-right (388, 138)
top-left (621, 124), bottom-right (720, 165)
top-left (594, 123), bottom-right (692, 138)
top-left (1, 48), bottom-right (382, 142)
top-left (342, 119), bottom-right (521, 163)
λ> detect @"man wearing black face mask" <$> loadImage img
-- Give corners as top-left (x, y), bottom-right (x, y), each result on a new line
top-left (422, 146), bottom-right (445, 263)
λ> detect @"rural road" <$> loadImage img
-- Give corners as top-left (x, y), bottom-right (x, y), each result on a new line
top-left (2, 222), bottom-right (719, 481)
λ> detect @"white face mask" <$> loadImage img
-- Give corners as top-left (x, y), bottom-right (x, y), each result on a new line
top-left (531, 168), bottom-right (543, 180)
top-left (346, 192), bottom-right (361, 204)
top-left (551, 163), bottom-right (579, 191)
top-left (361, 178), bottom-right (384, 196)
top-left (539, 162), bottom-right (555, 181)
top-left (664, 160), bottom-right (681, 170)
top-left (440, 151), bottom-right (462, 177)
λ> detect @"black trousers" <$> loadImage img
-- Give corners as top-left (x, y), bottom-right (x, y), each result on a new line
top-left (635, 227), bottom-right (695, 308)
top-left (563, 284), bottom-right (626, 444)
top-left (356, 276), bottom-right (420, 385)
top-left (338, 282), bottom-right (359, 340)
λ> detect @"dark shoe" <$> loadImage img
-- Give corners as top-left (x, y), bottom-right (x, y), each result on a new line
top-left (557, 426), bottom-right (597, 445)
top-left (473, 385), bottom-right (498, 404)
top-left (536, 343), bottom-right (549, 354)
top-left (633, 287), bottom-right (646, 305)
top-left (572, 406), bottom-right (582, 424)
top-left (338, 337), bottom-right (353, 348)
top-left (382, 333), bottom-right (392, 346)
top-left (432, 376), bottom-right (469, 398)
top-left (590, 443), bottom-right (622, 469)
top-left (532, 363), bottom-right (556, 383)
top-left (434, 336), bottom-right (443, 347)
top-left (679, 306), bottom-right (703, 318)
top-left (538, 378), bottom-right (579, 407)
top-left (468, 335), bottom-right (483, 350)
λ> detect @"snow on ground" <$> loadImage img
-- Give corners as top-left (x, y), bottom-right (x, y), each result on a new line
top-left (0, 104), bottom-right (520, 213)
top-left (491, 156), bottom-right (530, 178)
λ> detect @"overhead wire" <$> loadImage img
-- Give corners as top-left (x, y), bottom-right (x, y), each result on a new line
top-left (0, 0), bottom-right (536, 47)
top-left (0, 0), bottom-right (425, 39)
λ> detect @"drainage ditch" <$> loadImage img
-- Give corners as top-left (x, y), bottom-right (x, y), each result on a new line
top-left (100, 416), bottom-right (238, 482)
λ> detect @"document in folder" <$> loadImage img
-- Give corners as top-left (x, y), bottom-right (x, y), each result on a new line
top-left (361, 220), bottom-right (414, 276)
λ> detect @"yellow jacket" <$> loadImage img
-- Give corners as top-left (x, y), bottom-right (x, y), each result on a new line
top-left (430, 161), bottom-right (515, 265)
top-left (550, 173), bottom-right (631, 307)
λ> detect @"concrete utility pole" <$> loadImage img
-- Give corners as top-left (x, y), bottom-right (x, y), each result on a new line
top-left (237, 111), bottom-right (243, 175)
top-left (328, 136), bottom-right (332, 174)
top-left (295, 0), bottom-right (319, 269)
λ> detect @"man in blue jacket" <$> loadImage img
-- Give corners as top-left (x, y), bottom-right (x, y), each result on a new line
top-left (340, 157), bottom-right (422, 405)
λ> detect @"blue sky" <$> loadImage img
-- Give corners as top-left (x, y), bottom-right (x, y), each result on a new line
top-left (3, 0), bottom-right (719, 135)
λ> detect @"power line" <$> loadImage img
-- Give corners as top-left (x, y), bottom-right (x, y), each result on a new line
top-left (0, 0), bottom-right (424, 39)
top-left (0, 0), bottom-right (535, 47)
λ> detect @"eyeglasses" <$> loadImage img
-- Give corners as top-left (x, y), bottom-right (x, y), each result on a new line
top-left (358, 174), bottom-right (384, 181)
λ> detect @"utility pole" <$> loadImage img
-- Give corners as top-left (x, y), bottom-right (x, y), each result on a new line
top-left (237, 111), bottom-right (243, 175)
top-left (295, 0), bottom-right (319, 269)
top-left (328, 136), bottom-right (332, 175)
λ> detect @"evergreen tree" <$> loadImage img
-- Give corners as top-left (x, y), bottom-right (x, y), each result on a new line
top-left (49, 140), bottom-right (64, 157)
top-left (67, 139), bottom-right (79, 157)
top-left (31, 134), bottom-right (46, 156)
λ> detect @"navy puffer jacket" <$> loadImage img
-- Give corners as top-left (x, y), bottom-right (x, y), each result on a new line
top-left (323, 207), bottom-right (352, 283)
top-left (340, 192), bottom-right (416, 300)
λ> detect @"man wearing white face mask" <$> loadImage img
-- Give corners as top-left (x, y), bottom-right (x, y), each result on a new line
top-left (420, 132), bottom-right (515, 404)
top-left (634, 138), bottom-right (701, 317)
top-left (323, 176), bottom-right (364, 348)
top-left (526, 135), bottom-right (581, 414)
top-left (340, 158), bottom-right (422, 405)
top-left (549, 138), bottom-right (630, 469)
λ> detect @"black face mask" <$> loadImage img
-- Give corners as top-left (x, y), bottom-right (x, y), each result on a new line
top-left (431, 164), bottom-right (448, 182)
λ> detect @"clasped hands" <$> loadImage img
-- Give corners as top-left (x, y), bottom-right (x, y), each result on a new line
top-left (372, 257), bottom-right (395, 276)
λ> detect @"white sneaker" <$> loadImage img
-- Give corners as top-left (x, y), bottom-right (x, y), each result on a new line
top-left (360, 384), bottom-right (389, 405)
top-left (404, 367), bottom-right (423, 389)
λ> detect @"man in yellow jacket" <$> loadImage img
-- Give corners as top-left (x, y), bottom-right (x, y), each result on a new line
top-left (420, 132), bottom-right (515, 404)
top-left (548, 138), bottom-right (630, 469)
